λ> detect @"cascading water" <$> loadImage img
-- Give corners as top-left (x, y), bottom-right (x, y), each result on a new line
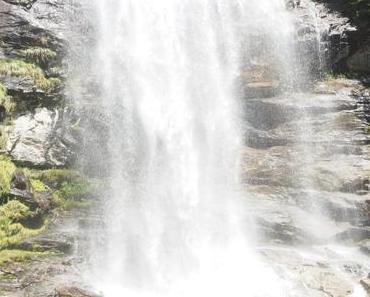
top-left (83, 0), bottom-right (306, 296)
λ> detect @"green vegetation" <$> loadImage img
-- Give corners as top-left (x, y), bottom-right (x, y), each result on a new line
top-left (0, 82), bottom-right (15, 113)
top-left (24, 168), bottom-right (103, 209)
top-left (0, 156), bottom-right (16, 197)
top-left (20, 47), bottom-right (57, 65)
top-left (53, 178), bottom-right (102, 209)
top-left (30, 178), bottom-right (50, 193)
top-left (0, 59), bottom-right (60, 92)
top-left (25, 168), bottom-right (78, 187)
top-left (0, 126), bottom-right (8, 151)
top-left (0, 249), bottom-right (56, 266)
top-left (0, 200), bottom-right (30, 221)
top-left (0, 158), bottom-right (101, 256)
top-left (0, 200), bottom-right (46, 249)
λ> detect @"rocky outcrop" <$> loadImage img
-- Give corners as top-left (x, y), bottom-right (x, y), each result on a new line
top-left (311, 0), bottom-right (370, 73)
top-left (244, 79), bottom-right (370, 245)
top-left (0, 0), bottom-right (83, 170)
top-left (6, 107), bottom-right (80, 167)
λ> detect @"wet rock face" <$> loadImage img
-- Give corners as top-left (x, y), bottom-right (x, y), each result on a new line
top-left (7, 107), bottom-right (80, 167)
top-left (244, 79), bottom-right (370, 247)
top-left (0, 0), bottom-right (83, 169)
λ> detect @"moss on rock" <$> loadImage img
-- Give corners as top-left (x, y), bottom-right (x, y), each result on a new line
top-left (20, 47), bottom-right (57, 65)
top-left (0, 59), bottom-right (61, 92)
top-left (0, 200), bottom-right (46, 250)
top-left (0, 249), bottom-right (57, 266)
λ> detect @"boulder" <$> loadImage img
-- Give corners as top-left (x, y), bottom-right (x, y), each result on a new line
top-left (9, 170), bottom-right (34, 205)
top-left (9, 170), bottom-right (53, 210)
top-left (7, 107), bottom-right (79, 168)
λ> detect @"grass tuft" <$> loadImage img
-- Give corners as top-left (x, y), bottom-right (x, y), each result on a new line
top-left (0, 59), bottom-right (60, 92)
top-left (0, 200), bottom-right (47, 250)
top-left (0, 156), bottom-right (16, 197)
top-left (20, 47), bottom-right (57, 65)
top-left (0, 82), bottom-right (15, 113)
top-left (0, 249), bottom-right (57, 266)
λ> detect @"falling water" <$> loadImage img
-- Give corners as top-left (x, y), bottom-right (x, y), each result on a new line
top-left (85, 0), bottom-right (301, 296)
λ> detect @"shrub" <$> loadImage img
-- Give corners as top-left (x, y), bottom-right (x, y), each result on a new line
top-left (0, 200), bottom-right (31, 222)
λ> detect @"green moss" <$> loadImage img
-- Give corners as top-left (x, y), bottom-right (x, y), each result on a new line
top-left (0, 201), bottom-right (47, 250)
top-left (0, 59), bottom-right (61, 92)
top-left (25, 168), bottom-right (77, 185)
top-left (52, 180), bottom-right (100, 210)
top-left (56, 181), bottom-right (93, 200)
top-left (20, 47), bottom-right (57, 65)
top-left (0, 200), bottom-right (31, 222)
top-left (24, 168), bottom-right (103, 210)
top-left (0, 249), bottom-right (57, 266)
top-left (0, 156), bottom-right (16, 197)
top-left (30, 179), bottom-right (50, 192)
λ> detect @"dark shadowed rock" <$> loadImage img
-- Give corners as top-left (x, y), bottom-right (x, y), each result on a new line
top-left (9, 170), bottom-right (34, 204)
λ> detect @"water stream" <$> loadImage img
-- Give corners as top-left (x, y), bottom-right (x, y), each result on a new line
top-left (66, 0), bottom-right (370, 296)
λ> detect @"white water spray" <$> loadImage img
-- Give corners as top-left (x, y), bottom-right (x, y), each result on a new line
top-left (87, 0), bottom-right (298, 296)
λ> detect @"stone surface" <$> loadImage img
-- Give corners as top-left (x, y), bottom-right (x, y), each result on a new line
top-left (18, 235), bottom-right (74, 253)
top-left (360, 278), bottom-right (370, 293)
top-left (7, 107), bottom-right (79, 167)
top-left (244, 81), bottom-right (281, 99)
top-left (54, 286), bottom-right (101, 297)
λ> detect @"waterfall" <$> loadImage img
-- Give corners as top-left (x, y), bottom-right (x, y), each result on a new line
top-left (84, 0), bottom-right (300, 295)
